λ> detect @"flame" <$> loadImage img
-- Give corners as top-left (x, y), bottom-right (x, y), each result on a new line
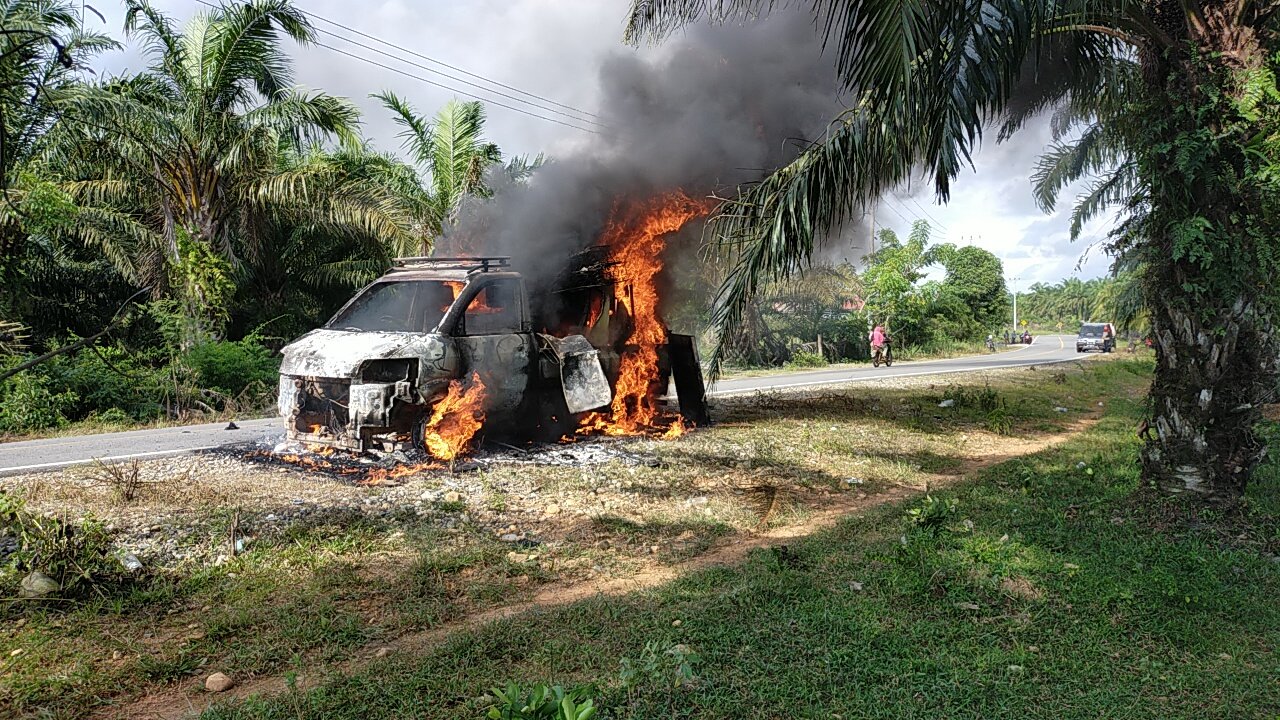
top-left (360, 459), bottom-right (443, 486)
top-left (419, 371), bottom-right (488, 461)
top-left (576, 191), bottom-right (710, 438)
top-left (443, 280), bottom-right (501, 315)
top-left (304, 443), bottom-right (335, 456)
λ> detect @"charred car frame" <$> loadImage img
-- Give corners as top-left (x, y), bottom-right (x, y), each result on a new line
top-left (277, 254), bottom-right (707, 453)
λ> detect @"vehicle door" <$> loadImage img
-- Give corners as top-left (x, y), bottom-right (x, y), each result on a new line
top-left (448, 277), bottom-right (532, 417)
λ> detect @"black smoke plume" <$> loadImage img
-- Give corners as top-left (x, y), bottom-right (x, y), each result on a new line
top-left (448, 9), bottom-right (866, 329)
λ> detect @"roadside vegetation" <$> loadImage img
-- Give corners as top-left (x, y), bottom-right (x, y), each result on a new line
top-left (6, 357), bottom-right (1274, 719)
top-left (714, 220), bottom-right (1015, 371)
top-left (1015, 276), bottom-right (1148, 337)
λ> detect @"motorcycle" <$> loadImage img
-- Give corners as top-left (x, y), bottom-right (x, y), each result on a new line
top-left (872, 337), bottom-right (894, 367)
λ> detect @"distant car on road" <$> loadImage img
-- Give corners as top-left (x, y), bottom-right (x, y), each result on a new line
top-left (1076, 322), bottom-right (1115, 353)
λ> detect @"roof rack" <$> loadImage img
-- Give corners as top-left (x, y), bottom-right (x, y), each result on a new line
top-left (390, 256), bottom-right (511, 273)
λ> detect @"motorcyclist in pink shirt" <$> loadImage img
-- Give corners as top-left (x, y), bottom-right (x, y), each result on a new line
top-left (869, 324), bottom-right (887, 362)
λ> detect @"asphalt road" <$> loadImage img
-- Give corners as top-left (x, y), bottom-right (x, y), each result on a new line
top-left (0, 335), bottom-right (1080, 476)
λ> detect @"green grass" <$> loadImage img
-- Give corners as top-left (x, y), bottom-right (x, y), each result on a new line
top-left (4, 358), bottom-right (1272, 719)
top-left (200, 366), bottom-right (1280, 720)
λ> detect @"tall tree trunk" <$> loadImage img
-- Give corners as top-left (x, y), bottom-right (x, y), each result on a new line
top-left (1142, 290), bottom-right (1277, 499)
top-left (1135, 2), bottom-right (1280, 502)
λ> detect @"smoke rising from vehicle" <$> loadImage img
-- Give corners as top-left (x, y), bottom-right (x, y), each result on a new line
top-left (449, 9), bottom-right (868, 325)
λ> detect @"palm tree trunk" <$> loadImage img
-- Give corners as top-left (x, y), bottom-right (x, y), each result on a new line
top-left (1141, 289), bottom-right (1277, 500)
top-left (1136, 4), bottom-right (1280, 502)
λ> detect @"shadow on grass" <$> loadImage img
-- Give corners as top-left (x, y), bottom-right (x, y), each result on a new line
top-left (201, 393), bottom-right (1280, 720)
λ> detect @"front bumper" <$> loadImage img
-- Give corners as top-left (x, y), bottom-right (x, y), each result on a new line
top-left (279, 375), bottom-right (414, 451)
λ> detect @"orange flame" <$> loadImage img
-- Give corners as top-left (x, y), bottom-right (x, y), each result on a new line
top-left (420, 371), bottom-right (488, 461)
top-left (576, 191), bottom-right (710, 438)
top-left (360, 459), bottom-right (443, 486)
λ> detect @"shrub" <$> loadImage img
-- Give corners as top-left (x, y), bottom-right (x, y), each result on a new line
top-left (785, 351), bottom-right (829, 368)
top-left (0, 368), bottom-right (76, 433)
top-left (486, 683), bottom-right (596, 720)
top-left (941, 384), bottom-right (1003, 412)
top-left (905, 494), bottom-right (960, 535)
top-left (0, 493), bottom-right (125, 599)
top-left (184, 336), bottom-right (279, 399)
top-left (45, 342), bottom-right (166, 421)
top-left (619, 641), bottom-right (700, 695)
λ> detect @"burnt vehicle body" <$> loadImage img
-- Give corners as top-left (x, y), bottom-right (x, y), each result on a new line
top-left (278, 255), bottom-right (707, 452)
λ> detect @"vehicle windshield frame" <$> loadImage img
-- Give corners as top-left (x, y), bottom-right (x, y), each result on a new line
top-left (326, 279), bottom-right (461, 334)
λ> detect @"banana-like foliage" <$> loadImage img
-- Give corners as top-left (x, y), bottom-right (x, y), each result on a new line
top-left (375, 91), bottom-right (503, 255)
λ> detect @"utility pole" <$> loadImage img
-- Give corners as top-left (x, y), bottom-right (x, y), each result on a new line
top-left (1010, 276), bottom-right (1021, 331)
top-left (869, 201), bottom-right (877, 256)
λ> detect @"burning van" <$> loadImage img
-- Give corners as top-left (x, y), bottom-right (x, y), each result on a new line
top-left (277, 251), bottom-right (708, 458)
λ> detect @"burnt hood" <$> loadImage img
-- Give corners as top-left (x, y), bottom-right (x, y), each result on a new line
top-left (279, 329), bottom-right (446, 378)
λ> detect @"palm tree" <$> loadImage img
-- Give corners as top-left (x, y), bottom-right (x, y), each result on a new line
top-left (48, 1), bottom-right (360, 286)
top-left (230, 143), bottom-right (420, 337)
top-left (42, 0), bottom-right (414, 344)
top-left (0, 0), bottom-right (115, 261)
top-left (375, 91), bottom-right (503, 256)
top-left (626, 0), bottom-right (1280, 502)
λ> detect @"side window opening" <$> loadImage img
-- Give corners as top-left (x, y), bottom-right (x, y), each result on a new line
top-left (460, 279), bottom-right (523, 335)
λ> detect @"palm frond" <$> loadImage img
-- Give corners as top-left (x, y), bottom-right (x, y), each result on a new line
top-left (204, 0), bottom-right (313, 105)
top-left (374, 89), bottom-right (434, 167)
top-left (505, 152), bottom-right (547, 181)
top-left (1031, 122), bottom-right (1117, 212)
top-left (238, 89), bottom-right (360, 150)
top-left (1068, 160), bottom-right (1137, 239)
top-left (122, 0), bottom-right (189, 91)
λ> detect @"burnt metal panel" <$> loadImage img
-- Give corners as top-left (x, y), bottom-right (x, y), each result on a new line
top-left (667, 333), bottom-right (710, 426)
top-left (454, 333), bottom-right (532, 416)
top-left (545, 334), bottom-right (612, 414)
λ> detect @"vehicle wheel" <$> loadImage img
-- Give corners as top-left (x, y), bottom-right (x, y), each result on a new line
top-left (885, 352), bottom-right (893, 367)
top-left (872, 356), bottom-right (880, 368)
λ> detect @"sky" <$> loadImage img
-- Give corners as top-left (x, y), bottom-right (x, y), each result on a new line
top-left (81, 0), bottom-right (1117, 291)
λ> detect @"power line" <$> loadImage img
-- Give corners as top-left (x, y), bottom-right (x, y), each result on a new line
top-left (905, 195), bottom-right (950, 233)
top-left (313, 41), bottom-right (601, 134)
top-left (301, 7), bottom-right (605, 123)
top-left (190, 0), bottom-right (602, 134)
top-left (309, 26), bottom-right (608, 130)
top-left (877, 197), bottom-right (909, 225)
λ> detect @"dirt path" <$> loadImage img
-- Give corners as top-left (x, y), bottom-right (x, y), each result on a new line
top-left (110, 417), bottom-right (1099, 720)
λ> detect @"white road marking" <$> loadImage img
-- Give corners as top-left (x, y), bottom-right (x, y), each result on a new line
top-left (2, 446), bottom-right (218, 475)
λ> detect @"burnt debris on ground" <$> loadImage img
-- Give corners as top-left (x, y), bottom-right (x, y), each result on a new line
top-left (218, 434), bottom-right (664, 485)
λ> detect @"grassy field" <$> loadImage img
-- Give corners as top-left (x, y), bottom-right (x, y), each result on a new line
top-left (3, 358), bottom-right (1277, 719)
top-left (207, 360), bottom-right (1277, 720)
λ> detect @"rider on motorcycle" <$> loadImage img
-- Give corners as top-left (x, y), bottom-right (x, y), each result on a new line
top-left (869, 324), bottom-right (887, 364)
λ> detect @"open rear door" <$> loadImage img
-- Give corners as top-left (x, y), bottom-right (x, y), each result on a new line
top-left (547, 334), bottom-right (612, 414)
